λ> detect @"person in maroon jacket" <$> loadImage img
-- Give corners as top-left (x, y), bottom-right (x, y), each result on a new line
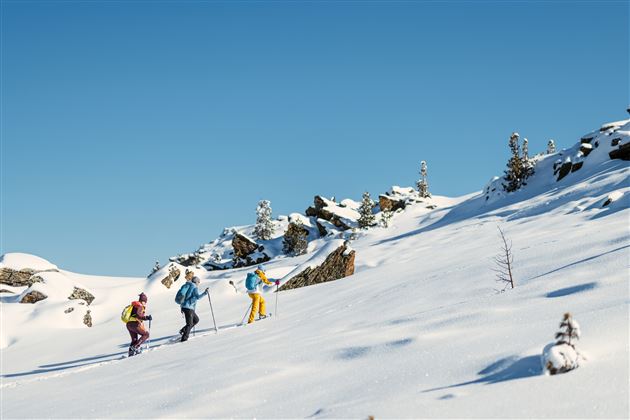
top-left (126, 292), bottom-right (153, 357)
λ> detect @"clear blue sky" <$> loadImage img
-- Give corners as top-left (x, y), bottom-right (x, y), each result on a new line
top-left (2, 0), bottom-right (628, 276)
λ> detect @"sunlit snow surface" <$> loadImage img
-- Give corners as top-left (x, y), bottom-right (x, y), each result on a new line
top-left (1, 120), bottom-right (628, 418)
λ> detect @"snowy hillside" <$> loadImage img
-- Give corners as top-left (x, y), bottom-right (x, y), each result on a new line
top-left (1, 118), bottom-right (628, 418)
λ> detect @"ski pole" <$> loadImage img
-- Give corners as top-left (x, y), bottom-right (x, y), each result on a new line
top-left (275, 283), bottom-right (279, 319)
top-left (241, 303), bottom-right (253, 326)
top-left (146, 319), bottom-right (152, 351)
top-left (207, 292), bottom-right (218, 334)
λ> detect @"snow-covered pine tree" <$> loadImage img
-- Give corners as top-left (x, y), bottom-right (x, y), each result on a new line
top-left (416, 160), bottom-right (431, 198)
top-left (555, 312), bottom-right (581, 346)
top-left (522, 137), bottom-right (529, 159)
top-left (358, 191), bottom-right (376, 229)
top-left (521, 137), bottom-right (534, 181)
top-left (542, 312), bottom-right (583, 375)
top-left (283, 218), bottom-right (308, 256)
top-left (253, 200), bottom-right (275, 240)
top-left (547, 139), bottom-right (556, 154)
top-left (503, 132), bottom-right (533, 192)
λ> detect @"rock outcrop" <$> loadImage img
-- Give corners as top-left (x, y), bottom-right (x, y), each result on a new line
top-left (231, 233), bottom-right (270, 268)
top-left (305, 196), bottom-right (354, 230)
top-left (609, 141), bottom-right (630, 160)
top-left (379, 194), bottom-right (406, 212)
top-left (68, 287), bottom-right (95, 305)
top-left (20, 290), bottom-right (47, 304)
top-left (170, 253), bottom-right (204, 267)
top-left (0, 268), bottom-right (50, 287)
top-left (160, 265), bottom-right (182, 289)
top-left (279, 243), bottom-right (355, 291)
top-left (232, 233), bottom-right (259, 259)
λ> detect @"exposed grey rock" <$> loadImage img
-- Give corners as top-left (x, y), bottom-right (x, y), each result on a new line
top-left (64, 307), bottom-right (74, 314)
top-left (556, 161), bottom-right (573, 181)
top-left (609, 142), bottom-right (630, 161)
top-left (20, 290), bottom-right (47, 304)
top-left (0, 289), bottom-right (14, 294)
top-left (68, 287), bottom-right (95, 305)
top-left (0, 268), bottom-right (51, 287)
top-left (579, 144), bottom-right (593, 157)
top-left (84, 310), bottom-right (93, 327)
top-left (279, 244), bottom-right (355, 291)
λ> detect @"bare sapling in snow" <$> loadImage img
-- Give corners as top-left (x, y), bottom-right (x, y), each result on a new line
top-left (542, 312), bottom-right (583, 375)
top-left (253, 200), bottom-right (275, 240)
top-left (503, 132), bottom-right (534, 192)
top-left (417, 160), bottom-right (431, 198)
top-left (358, 191), bottom-right (376, 229)
top-left (283, 218), bottom-right (308, 256)
top-left (547, 139), bottom-right (556, 154)
top-left (493, 226), bottom-right (515, 291)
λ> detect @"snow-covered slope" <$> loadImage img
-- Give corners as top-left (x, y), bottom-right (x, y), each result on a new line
top-left (1, 118), bottom-right (628, 418)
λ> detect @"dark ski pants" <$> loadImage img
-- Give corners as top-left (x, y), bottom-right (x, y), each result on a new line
top-left (127, 321), bottom-right (149, 348)
top-left (181, 308), bottom-right (199, 342)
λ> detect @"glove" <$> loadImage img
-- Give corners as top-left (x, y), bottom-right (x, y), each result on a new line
top-left (145, 315), bottom-right (153, 321)
top-left (205, 288), bottom-right (209, 294)
top-left (275, 280), bottom-right (280, 286)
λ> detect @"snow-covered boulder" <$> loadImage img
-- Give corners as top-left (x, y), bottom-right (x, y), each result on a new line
top-left (231, 233), bottom-right (270, 268)
top-left (305, 196), bottom-right (359, 230)
top-left (541, 343), bottom-right (580, 375)
top-left (0, 253), bottom-right (59, 287)
top-left (19, 289), bottom-right (48, 304)
top-left (0, 253), bottom-right (58, 271)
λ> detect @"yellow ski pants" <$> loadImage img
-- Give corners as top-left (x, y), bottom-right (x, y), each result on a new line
top-left (248, 293), bottom-right (266, 324)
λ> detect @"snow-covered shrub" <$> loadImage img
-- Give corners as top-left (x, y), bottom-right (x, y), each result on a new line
top-left (416, 160), bottom-right (431, 198)
top-left (541, 312), bottom-right (582, 375)
top-left (150, 261), bottom-right (160, 275)
top-left (380, 208), bottom-right (393, 228)
top-left (358, 191), bottom-right (376, 229)
top-left (283, 218), bottom-right (308, 256)
top-left (253, 200), bottom-right (275, 240)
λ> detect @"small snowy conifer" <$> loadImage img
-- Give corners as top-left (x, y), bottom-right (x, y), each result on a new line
top-left (381, 208), bottom-right (393, 228)
top-left (358, 191), bottom-right (376, 229)
top-left (416, 160), bottom-right (431, 198)
top-left (555, 312), bottom-right (581, 346)
top-left (503, 132), bottom-right (533, 192)
top-left (150, 261), bottom-right (160, 275)
top-left (547, 139), bottom-right (556, 154)
top-left (253, 200), bottom-right (275, 240)
top-left (283, 218), bottom-right (308, 256)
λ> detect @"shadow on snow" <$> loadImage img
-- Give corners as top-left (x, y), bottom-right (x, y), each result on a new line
top-left (422, 355), bottom-right (541, 393)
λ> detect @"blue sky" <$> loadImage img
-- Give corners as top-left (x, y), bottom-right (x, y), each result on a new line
top-left (2, 0), bottom-right (628, 276)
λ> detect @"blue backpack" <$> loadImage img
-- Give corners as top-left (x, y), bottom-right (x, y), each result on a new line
top-left (175, 282), bottom-right (191, 305)
top-left (245, 272), bottom-right (259, 291)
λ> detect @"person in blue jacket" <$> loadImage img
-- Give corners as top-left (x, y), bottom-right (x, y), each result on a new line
top-left (178, 269), bottom-right (208, 342)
